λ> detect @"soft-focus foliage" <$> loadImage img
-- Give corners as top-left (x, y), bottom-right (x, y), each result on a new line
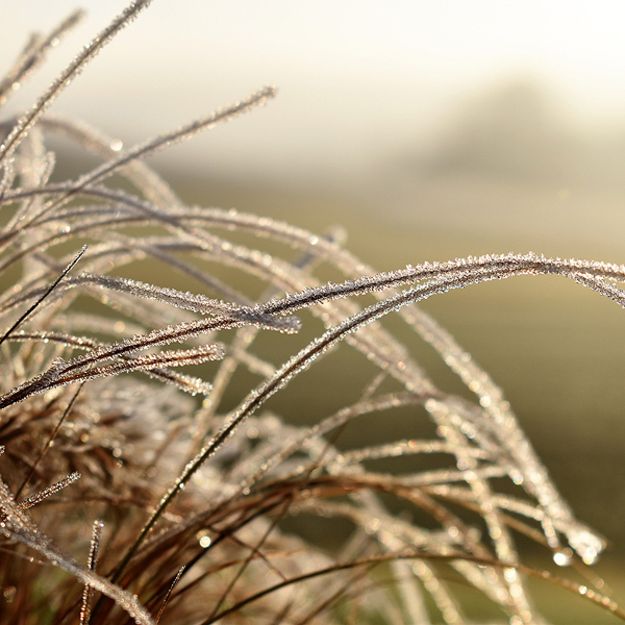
top-left (0, 3), bottom-right (623, 624)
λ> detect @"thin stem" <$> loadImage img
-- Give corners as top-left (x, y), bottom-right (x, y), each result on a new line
top-left (200, 551), bottom-right (625, 625)
top-left (0, 245), bottom-right (86, 349)
top-left (14, 383), bottom-right (84, 499)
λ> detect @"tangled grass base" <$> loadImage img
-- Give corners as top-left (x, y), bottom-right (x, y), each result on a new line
top-left (0, 3), bottom-right (622, 624)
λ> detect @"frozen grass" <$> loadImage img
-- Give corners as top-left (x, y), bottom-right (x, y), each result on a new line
top-left (0, 3), bottom-right (623, 624)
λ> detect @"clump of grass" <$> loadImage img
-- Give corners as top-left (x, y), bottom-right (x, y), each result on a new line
top-left (0, 3), bottom-right (623, 624)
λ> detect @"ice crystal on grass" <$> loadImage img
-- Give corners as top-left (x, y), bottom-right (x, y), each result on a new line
top-left (79, 518), bottom-right (104, 625)
top-left (0, 3), bottom-right (622, 625)
top-left (18, 471), bottom-right (81, 510)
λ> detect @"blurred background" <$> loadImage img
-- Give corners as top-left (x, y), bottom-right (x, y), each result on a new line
top-left (3, 2), bottom-right (625, 622)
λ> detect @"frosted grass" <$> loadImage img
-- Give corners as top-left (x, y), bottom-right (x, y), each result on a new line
top-left (0, 2), bottom-right (622, 624)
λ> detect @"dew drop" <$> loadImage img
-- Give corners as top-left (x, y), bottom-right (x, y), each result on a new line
top-left (553, 550), bottom-right (572, 567)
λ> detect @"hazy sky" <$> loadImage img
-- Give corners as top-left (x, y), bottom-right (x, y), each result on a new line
top-left (3, 1), bottom-right (625, 181)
